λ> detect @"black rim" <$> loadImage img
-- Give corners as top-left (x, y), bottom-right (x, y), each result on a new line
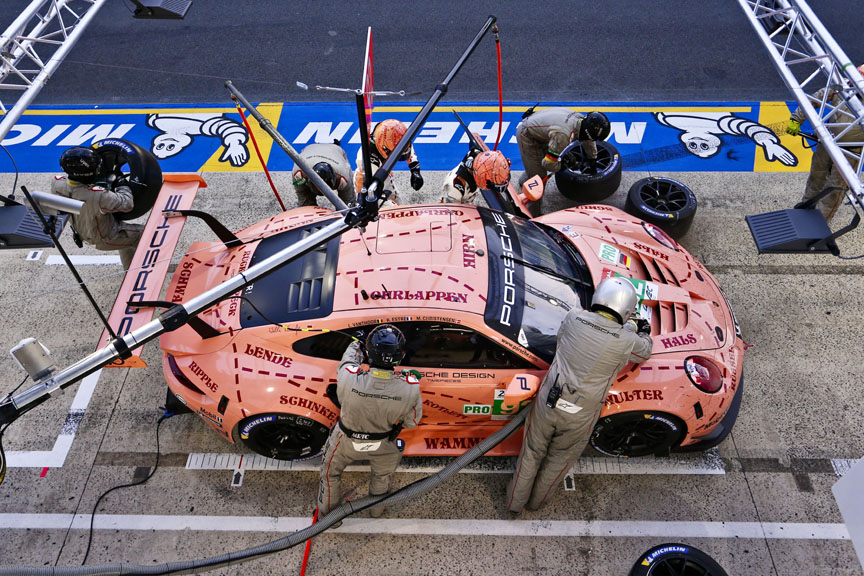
top-left (253, 421), bottom-right (315, 458)
top-left (563, 144), bottom-right (614, 174)
top-left (98, 151), bottom-right (131, 184)
top-left (648, 557), bottom-right (715, 576)
top-left (638, 180), bottom-right (689, 213)
top-left (594, 416), bottom-right (680, 456)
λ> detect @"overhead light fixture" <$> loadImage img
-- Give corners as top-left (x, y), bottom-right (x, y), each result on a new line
top-left (129, 0), bottom-right (192, 20)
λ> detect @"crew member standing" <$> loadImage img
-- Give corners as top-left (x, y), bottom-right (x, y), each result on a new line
top-left (318, 324), bottom-right (422, 520)
top-left (51, 146), bottom-right (144, 270)
top-left (355, 119), bottom-right (424, 204)
top-left (440, 149), bottom-right (511, 205)
top-left (292, 142), bottom-right (355, 208)
top-left (507, 278), bottom-right (652, 513)
top-left (516, 108), bottom-right (610, 187)
top-left (786, 64), bottom-right (864, 222)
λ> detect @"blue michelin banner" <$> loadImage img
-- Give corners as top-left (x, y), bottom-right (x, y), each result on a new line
top-left (0, 101), bottom-right (811, 174)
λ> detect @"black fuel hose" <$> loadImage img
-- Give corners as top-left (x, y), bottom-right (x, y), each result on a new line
top-left (0, 406), bottom-right (528, 575)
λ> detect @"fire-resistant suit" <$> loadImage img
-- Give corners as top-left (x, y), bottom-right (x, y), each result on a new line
top-left (506, 306), bottom-right (652, 513)
top-left (516, 108), bottom-right (597, 186)
top-left (790, 88), bottom-right (864, 221)
top-left (440, 150), bottom-right (480, 204)
top-left (317, 341), bottom-right (423, 518)
top-left (51, 176), bottom-right (144, 269)
top-left (291, 143), bottom-right (356, 207)
top-left (353, 146), bottom-right (420, 206)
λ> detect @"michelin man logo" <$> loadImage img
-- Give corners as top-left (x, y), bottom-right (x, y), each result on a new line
top-left (655, 111), bottom-right (798, 166)
top-left (146, 113), bottom-right (250, 166)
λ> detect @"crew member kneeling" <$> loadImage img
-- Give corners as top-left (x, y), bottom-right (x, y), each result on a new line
top-left (507, 278), bottom-right (653, 513)
top-left (317, 324), bottom-right (422, 520)
top-left (52, 146), bottom-right (144, 270)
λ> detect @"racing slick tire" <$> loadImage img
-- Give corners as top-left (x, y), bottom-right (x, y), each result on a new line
top-left (237, 412), bottom-right (330, 461)
top-left (554, 140), bottom-right (622, 203)
top-left (624, 177), bottom-right (697, 240)
top-left (629, 543), bottom-right (728, 576)
top-left (590, 411), bottom-right (685, 457)
top-left (92, 139), bottom-right (163, 221)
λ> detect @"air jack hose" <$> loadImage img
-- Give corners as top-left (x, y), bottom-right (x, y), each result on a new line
top-left (0, 407), bottom-right (529, 576)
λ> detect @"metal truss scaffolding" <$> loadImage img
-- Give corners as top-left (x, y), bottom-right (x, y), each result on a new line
top-left (737, 0), bottom-right (864, 213)
top-left (0, 0), bottom-right (108, 143)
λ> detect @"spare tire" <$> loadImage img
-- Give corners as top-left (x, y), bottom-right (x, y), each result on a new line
top-left (624, 177), bottom-right (697, 240)
top-left (554, 140), bottom-right (622, 202)
top-left (629, 543), bottom-right (728, 576)
top-left (92, 139), bottom-right (163, 221)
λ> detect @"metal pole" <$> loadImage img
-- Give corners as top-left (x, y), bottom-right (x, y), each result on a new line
top-left (365, 15), bottom-right (497, 200)
top-left (224, 81), bottom-right (349, 212)
top-left (20, 186), bottom-right (117, 339)
top-left (0, 218), bottom-right (348, 423)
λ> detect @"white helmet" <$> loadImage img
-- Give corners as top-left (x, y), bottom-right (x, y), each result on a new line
top-left (591, 277), bottom-right (637, 324)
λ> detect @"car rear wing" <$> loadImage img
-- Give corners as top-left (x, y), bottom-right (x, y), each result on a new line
top-left (97, 174), bottom-right (207, 367)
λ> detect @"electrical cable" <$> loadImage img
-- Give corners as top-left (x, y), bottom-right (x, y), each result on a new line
top-left (492, 26), bottom-right (503, 151)
top-left (1, 144), bottom-right (20, 202)
top-left (232, 97), bottom-right (285, 211)
top-left (81, 409), bottom-right (172, 565)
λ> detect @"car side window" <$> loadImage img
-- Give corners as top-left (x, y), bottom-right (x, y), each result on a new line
top-left (292, 321), bottom-right (535, 370)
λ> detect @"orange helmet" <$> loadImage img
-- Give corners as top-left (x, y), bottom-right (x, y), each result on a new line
top-left (372, 119), bottom-right (409, 159)
top-left (472, 150), bottom-right (511, 190)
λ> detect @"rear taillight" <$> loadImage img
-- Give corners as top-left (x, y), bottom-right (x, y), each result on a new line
top-left (684, 356), bottom-right (723, 393)
top-left (167, 354), bottom-right (205, 394)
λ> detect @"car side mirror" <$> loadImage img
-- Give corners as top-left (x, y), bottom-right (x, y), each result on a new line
top-left (499, 374), bottom-right (541, 415)
top-left (519, 176), bottom-right (544, 203)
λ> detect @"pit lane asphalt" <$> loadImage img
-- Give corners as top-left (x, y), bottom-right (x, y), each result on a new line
top-left (0, 168), bottom-right (862, 576)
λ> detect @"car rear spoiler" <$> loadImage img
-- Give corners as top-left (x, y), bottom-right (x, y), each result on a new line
top-left (97, 174), bottom-right (207, 368)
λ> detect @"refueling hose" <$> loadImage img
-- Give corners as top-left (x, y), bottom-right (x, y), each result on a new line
top-left (0, 407), bottom-right (529, 576)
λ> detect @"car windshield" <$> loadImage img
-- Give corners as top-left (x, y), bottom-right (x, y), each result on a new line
top-left (479, 208), bottom-right (592, 363)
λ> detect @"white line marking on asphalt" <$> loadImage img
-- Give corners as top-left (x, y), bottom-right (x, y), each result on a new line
top-left (0, 514), bottom-right (849, 540)
top-left (186, 449), bottom-right (725, 476)
top-left (25, 250), bottom-right (43, 261)
top-left (6, 370), bottom-right (101, 468)
top-left (831, 459), bottom-right (860, 477)
top-left (45, 255), bottom-right (121, 266)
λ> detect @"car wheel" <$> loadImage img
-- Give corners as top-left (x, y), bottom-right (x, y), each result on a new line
top-left (237, 413), bottom-right (330, 461)
top-left (624, 177), bottom-right (697, 240)
top-left (92, 139), bottom-right (163, 221)
top-left (630, 543), bottom-right (728, 576)
top-left (554, 140), bottom-right (622, 202)
top-left (590, 411), bottom-right (685, 457)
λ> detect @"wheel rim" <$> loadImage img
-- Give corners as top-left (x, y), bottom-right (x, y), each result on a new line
top-left (648, 557), bottom-right (715, 576)
top-left (563, 144), bottom-right (613, 173)
top-left (255, 421), bottom-right (314, 457)
top-left (638, 180), bottom-right (689, 213)
top-left (594, 416), bottom-right (679, 456)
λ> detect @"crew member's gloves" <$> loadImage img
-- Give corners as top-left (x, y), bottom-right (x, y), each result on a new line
top-left (388, 422), bottom-right (404, 442)
top-left (409, 161), bottom-right (424, 191)
top-left (786, 119), bottom-right (801, 136)
top-left (635, 318), bottom-right (651, 336)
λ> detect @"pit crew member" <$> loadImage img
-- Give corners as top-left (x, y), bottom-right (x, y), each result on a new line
top-left (507, 277), bottom-right (652, 513)
top-left (786, 64), bottom-right (864, 221)
top-left (516, 108), bottom-right (610, 186)
top-left (354, 119), bottom-right (424, 204)
top-left (440, 149), bottom-right (511, 205)
top-left (51, 146), bottom-right (144, 270)
top-left (292, 142), bottom-right (355, 208)
top-left (317, 324), bottom-right (422, 520)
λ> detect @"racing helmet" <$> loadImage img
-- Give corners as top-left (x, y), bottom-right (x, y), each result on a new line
top-left (372, 119), bottom-right (410, 160)
top-left (59, 147), bottom-right (102, 184)
top-left (578, 111), bottom-right (611, 142)
top-left (590, 277), bottom-right (637, 324)
top-left (858, 64), bottom-right (864, 76)
top-left (366, 324), bottom-right (406, 369)
top-left (312, 162), bottom-right (338, 190)
top-left (472, 150), bottom-right (511, 190)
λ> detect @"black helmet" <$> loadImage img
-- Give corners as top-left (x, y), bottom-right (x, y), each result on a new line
top-left (312, 162), bottom-right (338, 190)
top-left (366, 324), bottom-right (406, 369)
top-left (59, 147), bottom-right (102, 184)
top-left (579, 112), bottom-right (611, 142)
